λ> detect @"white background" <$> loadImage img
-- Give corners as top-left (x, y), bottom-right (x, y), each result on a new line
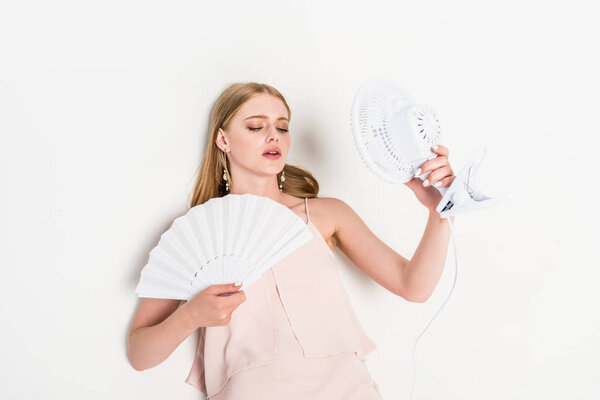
top-left (1, 0), bottom-right (598, 399)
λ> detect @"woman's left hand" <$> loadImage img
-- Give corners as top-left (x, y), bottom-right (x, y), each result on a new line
top-left (403, 145), bottom-right (456, 213)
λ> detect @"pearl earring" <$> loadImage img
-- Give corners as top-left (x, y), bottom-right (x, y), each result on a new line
top-left (279, 170), bottom-right (285, 192)
top-left (223, 167), bottom-right (229, 192)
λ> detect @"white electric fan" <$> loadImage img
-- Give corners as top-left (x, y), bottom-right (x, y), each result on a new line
top-left (350, 77), bottom-right (514, 400)
top-left (135, 193), bottom-right (314, 301)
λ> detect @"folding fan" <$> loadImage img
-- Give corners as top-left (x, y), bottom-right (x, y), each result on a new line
top-left (350, 77), bottom-right (515, 400)
top-left (134, 193), bottom-right (314, 301)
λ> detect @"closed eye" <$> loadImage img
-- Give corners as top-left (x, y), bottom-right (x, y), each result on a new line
top-left (248, 127), bottom-right (288, 132)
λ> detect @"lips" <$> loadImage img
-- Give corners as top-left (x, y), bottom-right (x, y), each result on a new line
top-left (262, 146), bottom-right (281, 155)
top-left (263, 153), bottom-right (281, 159)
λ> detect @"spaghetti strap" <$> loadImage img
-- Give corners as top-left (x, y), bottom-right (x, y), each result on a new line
top-left (304, 197), bottom-right (311, 224)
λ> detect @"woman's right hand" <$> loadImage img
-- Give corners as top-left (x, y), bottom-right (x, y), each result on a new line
top-left (184, 283), bottom-right (246, 328)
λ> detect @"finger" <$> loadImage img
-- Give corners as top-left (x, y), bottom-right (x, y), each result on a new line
top-left (222, 290), bottom-right (246, 306)
top-left (422, 165), bottom-right (453, 187)
top-left (425, 167), bottom-right (454, 188)
top-left (431, 144), bottom-right (449, 157)
top-left (414, 155), bottom-right (448, 178)
top-left (431, 175), bottom-right (455, 188)
top-left (211, 282), bottom-right (242, 295)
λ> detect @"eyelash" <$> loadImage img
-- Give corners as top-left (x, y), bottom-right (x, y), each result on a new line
top-left (248, 127), bottom-right (289, 132)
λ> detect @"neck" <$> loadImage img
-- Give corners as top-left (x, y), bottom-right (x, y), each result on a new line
top-left (228, 172), bottom-right (285, 203)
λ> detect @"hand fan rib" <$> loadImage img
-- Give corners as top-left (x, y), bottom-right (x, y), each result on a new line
top-left (135, 193), bottom-right (313, 301)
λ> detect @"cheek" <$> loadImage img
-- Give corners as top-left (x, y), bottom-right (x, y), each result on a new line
top-left (231, 135), bottom-right (264, 159)
top-left (234, 134), bottom-right (257, 150)
top-left (281, 136), bottom-right (291, 151)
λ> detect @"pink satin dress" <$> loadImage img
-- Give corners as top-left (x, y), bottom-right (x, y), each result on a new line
top-left (185, 197), bottom-right (382, 399)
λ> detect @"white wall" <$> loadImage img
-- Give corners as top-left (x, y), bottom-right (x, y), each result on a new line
top-left (1, 0), bottom-right (598, 399)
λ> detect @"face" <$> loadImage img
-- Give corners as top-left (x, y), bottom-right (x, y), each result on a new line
top-left (217, 93), bottom-right (290, 177)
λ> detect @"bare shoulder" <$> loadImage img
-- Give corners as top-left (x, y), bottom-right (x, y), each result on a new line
top-left (308, 196), bottom-right (341, 221)
top-left (316, 196), bottom-right (377, 246)
top-left (310, 196), bottom-right (348, 226)
top-left (306, 196), bottom-right (341, 250)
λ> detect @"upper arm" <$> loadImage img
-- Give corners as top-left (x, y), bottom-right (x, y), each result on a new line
top-left (328, 198), bottom-right (413, 301)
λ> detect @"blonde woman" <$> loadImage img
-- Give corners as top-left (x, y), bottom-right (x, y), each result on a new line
top-left (127, 82), bottom-right (456, 399)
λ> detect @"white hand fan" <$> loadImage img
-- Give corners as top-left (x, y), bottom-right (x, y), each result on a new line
top-left (350, 77), bottom-right (515, 400)
top-left (351, 77), bottom-right (514, 218)
top-left (134, 193), bottom-right (314, 301)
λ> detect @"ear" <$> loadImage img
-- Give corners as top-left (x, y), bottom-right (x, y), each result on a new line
top-left (216, 128), bottom-right (229, 151)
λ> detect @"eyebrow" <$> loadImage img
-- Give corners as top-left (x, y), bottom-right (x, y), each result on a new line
top-left (244, 115), bottom-right (289, 122)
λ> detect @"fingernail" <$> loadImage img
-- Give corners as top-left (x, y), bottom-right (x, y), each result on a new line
top-left (433, 181), bottom-right (442, 188)
top-left (414, 168), bottom-right (422, 178)
top-left (432, 145), bottom-right (439, 150)
top-left (423, 179), bottom-right (429, 187)
top-left (234, 281), bottom-right (242, 286)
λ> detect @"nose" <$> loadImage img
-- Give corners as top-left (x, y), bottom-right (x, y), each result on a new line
top-left (265, 125), bottom-right (280, 142)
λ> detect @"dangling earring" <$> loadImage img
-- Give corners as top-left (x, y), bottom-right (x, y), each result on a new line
top-left (279, 170), bottom-right (285, 192)
top-left (223, 167), bottom-right (229, 192)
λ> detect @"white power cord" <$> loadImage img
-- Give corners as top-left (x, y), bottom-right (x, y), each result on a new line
top-left (409, 216), bottom-right (458, 400)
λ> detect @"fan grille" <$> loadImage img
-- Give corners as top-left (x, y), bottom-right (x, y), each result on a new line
top-left (351, 79), bottom-right (442, 183)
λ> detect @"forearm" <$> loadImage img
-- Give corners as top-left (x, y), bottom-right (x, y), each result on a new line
top-left (403, 211), bottom-right (455, 302)
top-left (128, 302), bottom-right (199, 371)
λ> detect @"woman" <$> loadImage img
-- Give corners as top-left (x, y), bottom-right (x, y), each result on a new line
top-left (127, 82), bottom-right (455, 399)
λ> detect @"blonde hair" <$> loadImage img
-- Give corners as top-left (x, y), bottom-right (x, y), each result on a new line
top-left (187, 82), bottom-right (320, 209)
